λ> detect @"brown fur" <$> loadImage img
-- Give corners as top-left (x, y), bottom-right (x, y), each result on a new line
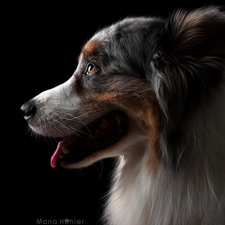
top-left (80, 75), bottom-right (162, 169)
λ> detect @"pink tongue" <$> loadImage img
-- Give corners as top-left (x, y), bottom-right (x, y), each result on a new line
top-left (50, 141), bottom-right (63, 168)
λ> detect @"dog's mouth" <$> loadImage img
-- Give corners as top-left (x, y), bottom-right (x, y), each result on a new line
top-left (51, 111), bottom-right (128, 168)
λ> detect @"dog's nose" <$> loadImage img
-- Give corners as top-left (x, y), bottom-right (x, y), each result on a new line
top-left (20, 101), bottom-right (37, 120)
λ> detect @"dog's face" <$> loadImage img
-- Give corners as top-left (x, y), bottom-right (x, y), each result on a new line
top-left (21, 18), bottom-right (163, 168)
top-left (21, 7), bottom-right (225, 170)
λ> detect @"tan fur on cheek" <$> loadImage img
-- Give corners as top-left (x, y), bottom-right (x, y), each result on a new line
top-left (83, 77), bottom-right (162, 169)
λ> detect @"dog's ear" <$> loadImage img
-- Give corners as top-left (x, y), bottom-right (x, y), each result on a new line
top-left (150, 6), bottom-right (225, 166)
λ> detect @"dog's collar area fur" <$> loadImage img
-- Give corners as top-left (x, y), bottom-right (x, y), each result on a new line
top-left (21, 6), bottom-right (225, 225)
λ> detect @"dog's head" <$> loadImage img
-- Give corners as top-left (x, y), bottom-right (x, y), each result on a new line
top-left (21, 6), bottom-right (225, 169)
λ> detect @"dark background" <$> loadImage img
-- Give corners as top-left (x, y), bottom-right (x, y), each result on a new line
top-left (6, 1), bottom-right (224, 224)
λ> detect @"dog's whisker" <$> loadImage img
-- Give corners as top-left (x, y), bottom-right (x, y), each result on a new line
top-left (51, 118), bottom-right (92, 139)
top-left (51, 112), bottom-right (97, 141)
top-left (73, 116), bottom-right (96, 142)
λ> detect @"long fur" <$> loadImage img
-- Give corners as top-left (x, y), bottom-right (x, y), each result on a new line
top-left (151, 6), bottom-right (225, 168)
top-left (105, 6), bottom-right (225, 225)
top-left (21, 6), bottom-right (225, 225)
top-left (105, 92), bottom-right (225, 225)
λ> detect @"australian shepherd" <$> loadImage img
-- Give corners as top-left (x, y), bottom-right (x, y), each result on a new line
top-left (21, 6), bottom-right (225, 225)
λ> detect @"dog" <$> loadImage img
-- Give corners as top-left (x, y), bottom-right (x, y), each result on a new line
top-left (21, 6), bottom-right (225, 225)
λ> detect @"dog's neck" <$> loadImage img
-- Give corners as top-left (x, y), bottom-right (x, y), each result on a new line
top-left (104, 88), bottom-right (225, 225)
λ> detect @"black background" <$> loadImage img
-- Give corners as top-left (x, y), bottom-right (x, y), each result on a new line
top-left (6, 1), bottom-right (224, 224)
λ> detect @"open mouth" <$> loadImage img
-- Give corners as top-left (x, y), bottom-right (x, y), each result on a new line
top-left (51, 111), bottom-right (129, 168)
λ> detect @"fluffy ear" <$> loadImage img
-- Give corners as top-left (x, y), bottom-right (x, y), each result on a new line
top-left (151, 6), bottom-right (225, 166)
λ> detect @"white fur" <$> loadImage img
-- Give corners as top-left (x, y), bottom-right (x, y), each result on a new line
top-left (104, 87), bottom-right (225, 225)
top-left (30, 76), bottom-right (82, 137)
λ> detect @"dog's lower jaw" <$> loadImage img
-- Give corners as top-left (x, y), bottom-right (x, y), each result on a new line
top-left (60, 131), bottom-right (150, 169)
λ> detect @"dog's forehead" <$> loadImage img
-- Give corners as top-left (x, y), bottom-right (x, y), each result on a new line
top-left (93, 17), bottom-right (157, 39)
top-left (77, 17), bottom-right (165, 76)
top-left (79, 17), bottom-right (156, 57)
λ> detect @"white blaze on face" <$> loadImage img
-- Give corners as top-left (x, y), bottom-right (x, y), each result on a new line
top-left (34, 76), bottom-right (74, 106)
top-left (28, 75), bottom-right (82, 137)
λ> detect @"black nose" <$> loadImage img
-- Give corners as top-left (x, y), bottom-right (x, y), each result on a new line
top-left (20, 101), bottom-right (37, 120)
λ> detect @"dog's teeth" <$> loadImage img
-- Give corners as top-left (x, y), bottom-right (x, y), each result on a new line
top-left (59, 154), bottom-right (65, 159)
top-left (61, 146), bottom-right (72, 156)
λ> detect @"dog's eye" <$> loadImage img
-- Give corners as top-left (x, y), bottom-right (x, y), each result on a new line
top-left (85, 63), bottom-right (97, 75)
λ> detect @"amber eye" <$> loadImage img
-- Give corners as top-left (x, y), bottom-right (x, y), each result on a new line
top-left (86, 63), bottom-right (97, 75)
